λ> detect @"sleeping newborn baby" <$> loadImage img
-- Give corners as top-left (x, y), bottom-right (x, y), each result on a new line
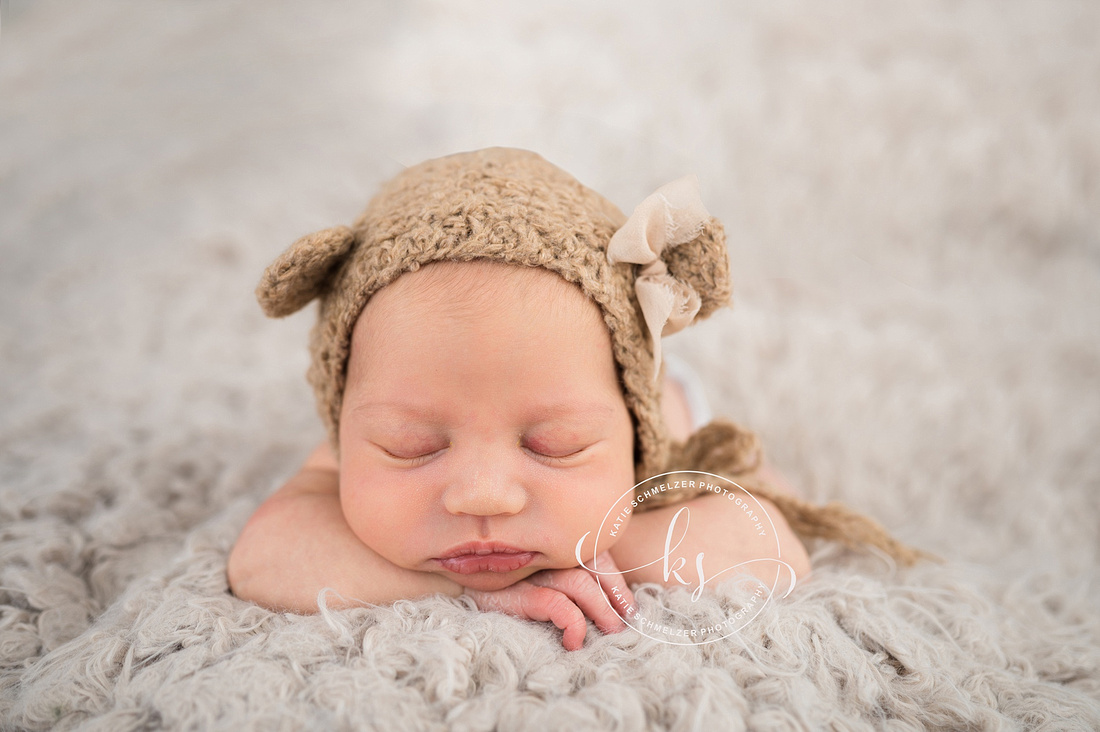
top-left (228, 148), bottom-right (918, 650)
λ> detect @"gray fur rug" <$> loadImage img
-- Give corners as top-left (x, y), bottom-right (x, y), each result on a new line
top-left (2, 1), bottom-right (1098, 729)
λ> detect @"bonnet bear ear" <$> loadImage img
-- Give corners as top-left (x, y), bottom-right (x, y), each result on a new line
top-left (662, 216), bottom-right (732, 322)
top-left (256, 226), bottom-right (357, 317)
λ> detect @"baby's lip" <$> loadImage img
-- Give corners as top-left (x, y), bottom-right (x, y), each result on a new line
top-left (435, 542), bottom-right (537, 574)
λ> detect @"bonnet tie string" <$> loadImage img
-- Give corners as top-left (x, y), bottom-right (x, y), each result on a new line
top-left (607, 175), bottom-right (710, 380)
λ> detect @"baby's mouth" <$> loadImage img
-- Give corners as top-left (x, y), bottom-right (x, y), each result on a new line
top-left (435, 542), bottom-right (537, 574)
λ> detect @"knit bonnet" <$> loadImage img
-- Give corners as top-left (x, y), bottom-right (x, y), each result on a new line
top-left (256, 147), bottom-right (931, 565)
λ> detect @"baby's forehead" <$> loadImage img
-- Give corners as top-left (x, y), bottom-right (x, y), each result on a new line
top-left (362, 259), bottom-right (601, 322)
top-left (345, 258), bottom-right (622, 390)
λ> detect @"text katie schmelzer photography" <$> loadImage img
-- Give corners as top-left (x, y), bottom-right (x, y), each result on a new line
top-left (577, 471), bottom-right (798, 645)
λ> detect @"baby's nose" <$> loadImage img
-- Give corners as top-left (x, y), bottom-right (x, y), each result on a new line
top-left (442, 462), bottom-right (527, 517)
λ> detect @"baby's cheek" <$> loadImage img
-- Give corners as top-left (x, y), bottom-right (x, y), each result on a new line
top-left (337, 478), bottom-right (376, 545)
top-left (565, 473), bottom-right (636, 561)
top-left (337, 462), bottom-right (391, 533)
top-left (338, 469), bottom-right (434, 564)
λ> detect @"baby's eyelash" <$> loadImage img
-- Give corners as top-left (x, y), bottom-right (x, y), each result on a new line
top-left (379, 444), bottom-right (448, 465)
top-left (521, 444), bottom-right (587, 466)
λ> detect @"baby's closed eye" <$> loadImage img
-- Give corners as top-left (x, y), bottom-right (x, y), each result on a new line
top-left (371, 433), bottom-right (450, 463)
top-left (520, 429), bottom-right (604, 466)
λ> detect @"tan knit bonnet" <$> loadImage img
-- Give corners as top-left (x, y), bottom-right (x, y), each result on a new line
top-left (257, 147), bottom-right (931, 566)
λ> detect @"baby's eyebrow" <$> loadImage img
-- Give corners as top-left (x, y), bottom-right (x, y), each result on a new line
top-left (346, 400), bottom-right (615, 426)
top-left (523, 401), bottom-right (615, 425)
top-left (346, 401), bottom-right (447, 424)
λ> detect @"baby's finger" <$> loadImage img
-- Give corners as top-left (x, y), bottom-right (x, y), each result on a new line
top-left (466, 584), bottom-right (588, 651)
top-left (518, 585), bottom-right (589, 651)
top-left (527, 568), bottom-right (626, 636)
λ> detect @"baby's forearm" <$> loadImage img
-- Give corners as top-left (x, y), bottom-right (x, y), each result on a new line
top-left (227, 468), bottom-right (462, 613)
top-left (608, 493), bottom-right (811, 590)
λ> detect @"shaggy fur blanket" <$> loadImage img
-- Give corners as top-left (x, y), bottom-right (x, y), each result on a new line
top-left (2, 1), bottom-right (1098, 729)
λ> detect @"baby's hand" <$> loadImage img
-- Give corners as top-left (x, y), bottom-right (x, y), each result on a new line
top-left (463, 551), bottom-right (636, 651)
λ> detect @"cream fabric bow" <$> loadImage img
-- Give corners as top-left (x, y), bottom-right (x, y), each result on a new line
top-left (607, 175), bottom-right (710, 381)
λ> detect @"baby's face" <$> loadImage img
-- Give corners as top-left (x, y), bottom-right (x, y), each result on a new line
top-left (338, 260), bottom-right (636, 592)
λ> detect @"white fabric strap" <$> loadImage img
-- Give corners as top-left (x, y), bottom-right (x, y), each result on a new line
top-left (607, 175), bottom-right (710, 380)
top-left (663, 352), bottom-right (713, 430)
